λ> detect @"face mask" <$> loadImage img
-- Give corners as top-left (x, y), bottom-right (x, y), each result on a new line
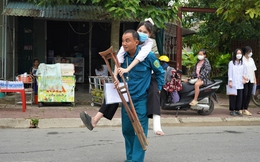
top-left (236, 54), bottom-right (242, 59)
top-left (248, 52), bottom-right (253, 57)
top-left (162, 62), bottom-right (169, 70)
top-left (138, 32), bottom-right (148, 42)
top-left (198, 55), bottom-right (204, 60)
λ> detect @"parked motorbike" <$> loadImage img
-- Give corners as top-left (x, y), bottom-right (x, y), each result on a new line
top-left (252, 84), bottom-right (260, 107)
top-left (160, 79), bottom-right (223, 117)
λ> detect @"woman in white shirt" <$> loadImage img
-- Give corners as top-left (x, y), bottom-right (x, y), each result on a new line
top-left (242, 46), bottom-right (257, 116)
top-left (228, 48), bottom-right (247, 116)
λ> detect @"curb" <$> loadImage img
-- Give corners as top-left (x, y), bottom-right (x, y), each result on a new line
top-left (0, 118), bottom-right (31, 128)
top-left (1, 117), bottom-right (260, 129)
top-left (180, 117), bottom-right (223, 123)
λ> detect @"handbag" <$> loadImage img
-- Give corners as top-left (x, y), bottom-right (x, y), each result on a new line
top-left (171, 91), bottom-right (180, 103)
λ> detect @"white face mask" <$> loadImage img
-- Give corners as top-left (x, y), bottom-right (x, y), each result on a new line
top-left (236, 54), bottom-right (242, 59)
top-left (198, 55), bottom-right (204, 60)
top-left (248, 52), bottom-right (253, 57)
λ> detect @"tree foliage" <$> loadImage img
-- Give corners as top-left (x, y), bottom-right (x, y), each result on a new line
top-left (181, 0), bottom-right (260, 77)
top-left (27, 0), bottom-right (181, 28)
top-left (216, 0), bottom-right (260, 22)
top-left (28, 0), bottom-right (260, 78)
top-left (182, 0), bottom-right (260, 53)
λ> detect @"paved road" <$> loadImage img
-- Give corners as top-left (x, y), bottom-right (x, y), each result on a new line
top-left (1, 126), bottom-right (260, 162)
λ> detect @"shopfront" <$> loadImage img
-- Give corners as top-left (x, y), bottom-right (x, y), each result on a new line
top-left (1, 1), bottom-right (196, 83)
top-left (1, 1), bottom-right (137, 82)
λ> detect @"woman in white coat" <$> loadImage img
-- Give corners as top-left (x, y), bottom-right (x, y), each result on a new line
top-left (228, 48), bottom-right (247, 116)
top-left (242, 46), bottom-right (257, 116)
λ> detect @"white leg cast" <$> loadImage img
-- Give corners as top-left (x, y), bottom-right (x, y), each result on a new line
top-left (153, 114), bottom-right (164, 135)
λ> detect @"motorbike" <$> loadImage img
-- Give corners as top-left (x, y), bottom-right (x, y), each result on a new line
top-left (160, 79), bottom-right (223, 117)
top-left (251, 84), bottom-right (260, 107)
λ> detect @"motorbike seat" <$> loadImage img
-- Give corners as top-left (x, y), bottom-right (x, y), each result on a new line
top-left (179, 79), bottom-right (218, 95)
top-left (179, 82), bottom-right (194, 93)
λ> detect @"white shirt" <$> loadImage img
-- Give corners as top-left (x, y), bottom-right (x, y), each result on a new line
top-left (95, 65), bottom-right (108, 76)
top-left (243, 57), bottom-right (257, 83)
top-left (117, 38), bottom-right (154, 63)
top-left (228, 60), bottom-right (247, 89)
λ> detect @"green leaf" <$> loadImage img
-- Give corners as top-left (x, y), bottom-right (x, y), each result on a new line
top-left (108, 7), bottom-right (117, 12)
top-left (249, 11), bottom-right (255, 18)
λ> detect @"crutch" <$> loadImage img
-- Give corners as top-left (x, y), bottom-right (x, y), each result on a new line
top-left (99, 46), bottom-right (148, 151)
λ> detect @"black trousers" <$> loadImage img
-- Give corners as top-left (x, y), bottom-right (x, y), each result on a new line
top-left (146, 76), bottom-right (160, 118)
top-left (100, 76), bottom-right (160, 120)
top-left (99, 101), bottom-right (119, 120)
top-left (229, 89), bottom-right (243, 111)
top-left (242, 82), bottom-right (254, 109)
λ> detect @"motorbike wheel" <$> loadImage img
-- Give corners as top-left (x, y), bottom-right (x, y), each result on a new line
top-left (252, 88), bottom-right (260, 106)
top-left (197, 98), bottom-right (214, 115)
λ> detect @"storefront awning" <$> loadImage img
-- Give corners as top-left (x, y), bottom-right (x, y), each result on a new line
top-left (181, 27), bottom-right (197, 36)
top-left (165, 23), bottom-right (196, 37)
top-left (2, 1), bottom-right (198, 36)
top-left (2, 1), bottom-right (135, 21)
top-left (2, 2), bottom-right (196, 40)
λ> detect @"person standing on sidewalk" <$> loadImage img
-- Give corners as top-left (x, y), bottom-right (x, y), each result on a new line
top-left (30, 59), bottom-right (40, 97)
top-left (242, 46), bottom-right (257, 116)
top-left (228, 48), bottom-right (248, 116)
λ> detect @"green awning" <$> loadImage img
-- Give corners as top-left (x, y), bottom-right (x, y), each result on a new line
top-left (2, 2), bottom-right (131, 21)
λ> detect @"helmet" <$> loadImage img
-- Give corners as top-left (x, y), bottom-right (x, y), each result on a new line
top-left (158, 55), bottom-right (169, 62)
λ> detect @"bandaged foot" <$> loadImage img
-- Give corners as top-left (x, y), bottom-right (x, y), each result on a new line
top-left (153, 114), bottom-right (164, 136)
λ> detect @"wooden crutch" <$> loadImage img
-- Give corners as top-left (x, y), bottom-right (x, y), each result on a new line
top-left (99, 46), bottom-right (148, 151)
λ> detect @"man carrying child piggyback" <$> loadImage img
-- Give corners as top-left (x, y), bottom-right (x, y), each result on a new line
top-left (114, 29), bottom-right (165, 162)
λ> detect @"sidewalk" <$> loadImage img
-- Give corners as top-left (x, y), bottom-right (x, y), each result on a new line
top-left (1, 84), bottom-right (260, 128)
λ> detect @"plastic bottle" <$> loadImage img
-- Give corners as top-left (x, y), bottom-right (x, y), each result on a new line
top-left (13, 81), bottom-right (16, 89)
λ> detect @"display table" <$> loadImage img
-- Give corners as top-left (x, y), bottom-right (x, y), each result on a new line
top-left (1, 89), bottom-right (26, 112)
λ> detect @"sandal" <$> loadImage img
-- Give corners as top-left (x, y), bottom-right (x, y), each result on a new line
top-left (189, 100), bottom-right (198, 106)
top-left (80, 111), bottom-right (94, 131)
